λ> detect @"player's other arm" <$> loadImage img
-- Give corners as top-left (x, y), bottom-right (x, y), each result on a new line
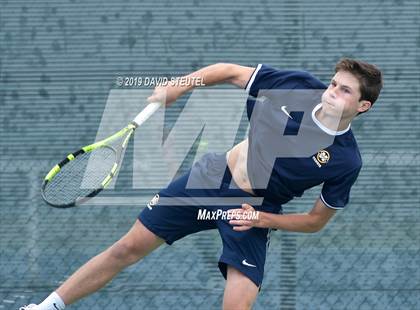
top-left (264, 198), bottom-right (336, 233)
top-left (148, 63), bottom-right (255, 106)
top-left (230, 198), bottom-right (336, 233)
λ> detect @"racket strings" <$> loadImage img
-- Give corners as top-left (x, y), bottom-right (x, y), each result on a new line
top-left (43, 147), bottom-right (117, 206)
top-left (108, 129), bottom-right (133, 152)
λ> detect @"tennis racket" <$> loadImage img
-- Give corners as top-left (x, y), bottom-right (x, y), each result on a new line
top-left (41, 102), bottom-right (162, 208)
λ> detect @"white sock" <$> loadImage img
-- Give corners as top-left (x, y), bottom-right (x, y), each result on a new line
top-left (37, 292), bottom-right (66, 310)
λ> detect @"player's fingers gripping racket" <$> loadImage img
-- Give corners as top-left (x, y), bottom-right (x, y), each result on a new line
top-left (41, 102), bottom-right (162, 208)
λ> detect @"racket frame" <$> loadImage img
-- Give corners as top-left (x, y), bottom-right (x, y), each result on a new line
top-left (41, 123), bottom-right (136, 208)
top-left (41, 101), bottom-right (162, 208)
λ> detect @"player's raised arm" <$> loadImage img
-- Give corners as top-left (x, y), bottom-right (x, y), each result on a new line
top-left (147, 63), bottom-right (255, 106)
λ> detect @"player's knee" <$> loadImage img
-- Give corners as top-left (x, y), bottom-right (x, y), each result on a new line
top-left (223, 267), bottom-right (258, 310)
top-left (107, 240), bottom-right (143, 265)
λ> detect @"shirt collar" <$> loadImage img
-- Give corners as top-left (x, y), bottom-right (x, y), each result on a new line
top-left (311, 103), bottom-right (351, 136)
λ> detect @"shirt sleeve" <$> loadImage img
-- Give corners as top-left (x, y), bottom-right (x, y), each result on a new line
top-left (245, 64), bottom-right (326, 97)
top-left (320, 165), bottom-right (362, 210)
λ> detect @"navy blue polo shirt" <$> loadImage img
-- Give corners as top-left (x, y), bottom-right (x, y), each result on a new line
top-left (244, 64), bottom-right (362, 210)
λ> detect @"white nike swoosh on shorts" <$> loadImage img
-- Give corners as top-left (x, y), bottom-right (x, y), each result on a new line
top-left (242, 259), bottom-right (257, 268)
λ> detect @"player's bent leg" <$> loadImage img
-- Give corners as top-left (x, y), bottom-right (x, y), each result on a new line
top-left (55, 219), bottom-right (164, 306)
top-left (223, 266), bottom-right (259, 310)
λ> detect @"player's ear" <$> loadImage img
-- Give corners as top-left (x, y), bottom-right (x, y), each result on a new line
top-left (357, 100), bottom-right (371, 114)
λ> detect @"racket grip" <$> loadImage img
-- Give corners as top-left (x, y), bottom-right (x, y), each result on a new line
top-left (132, 102), bottom-right (162, 127)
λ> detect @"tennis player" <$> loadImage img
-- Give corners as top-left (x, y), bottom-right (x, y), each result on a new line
top-left (20, 58), bottom-right (382, 310)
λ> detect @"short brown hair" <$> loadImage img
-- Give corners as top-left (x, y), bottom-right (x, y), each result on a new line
top-left (335, 58), bottom-right (383, 115)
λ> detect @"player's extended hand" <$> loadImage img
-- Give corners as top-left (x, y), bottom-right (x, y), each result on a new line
top-left (228, 204), bottom-right (265, 231)
top-left (147, 84), bottom-right (175, 106)
top-left (147, 79), bottom-right (189, 107)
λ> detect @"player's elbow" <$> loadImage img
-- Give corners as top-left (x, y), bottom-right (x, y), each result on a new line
top-left (306, 216), bottom-right (327, 233)
top-left (308, 224), bottom-right (324, 233)
top-left (213, 62), bottom-right (234, 73)
top-left (216, 63), bottom-right (254, 88)
top-left (216, 63), bottom-right (237, 78)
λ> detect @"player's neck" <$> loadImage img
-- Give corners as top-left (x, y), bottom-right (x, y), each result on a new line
top-left (315, 106), bottom-right (351, 133)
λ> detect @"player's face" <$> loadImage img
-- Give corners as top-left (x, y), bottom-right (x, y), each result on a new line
top-left (321, 71), bottom-right (370, 118)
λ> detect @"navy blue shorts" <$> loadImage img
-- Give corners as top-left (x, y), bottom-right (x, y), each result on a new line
top-left (138, 152), bottom-right (281, 287)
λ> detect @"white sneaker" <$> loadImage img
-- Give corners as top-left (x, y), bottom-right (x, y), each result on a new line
top-left (19, 304), bottom-right (38, 310)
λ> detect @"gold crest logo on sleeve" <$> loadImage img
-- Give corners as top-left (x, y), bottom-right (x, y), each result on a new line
top-left (312, 150), bottom-right (330, 168)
